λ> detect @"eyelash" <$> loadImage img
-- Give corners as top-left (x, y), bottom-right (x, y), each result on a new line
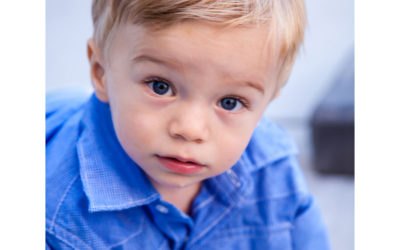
top-left (142, 76), bottom-right (250, 109)
top-left (221, 95), bottom-right (249, 109)
top-left (143, 76), bottom-right (176, 95)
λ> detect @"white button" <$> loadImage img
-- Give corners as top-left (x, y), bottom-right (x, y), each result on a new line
top-left (155, 204), bottom-right (169, 213)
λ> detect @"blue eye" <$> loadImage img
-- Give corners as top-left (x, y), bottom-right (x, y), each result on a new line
top-left (148, 80), bottom-right (173, 96)
top-left (219, 97), bottom-right (243, 111)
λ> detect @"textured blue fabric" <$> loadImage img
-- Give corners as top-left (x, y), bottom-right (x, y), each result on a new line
top-left (46, 92), bottom-right (331, 250)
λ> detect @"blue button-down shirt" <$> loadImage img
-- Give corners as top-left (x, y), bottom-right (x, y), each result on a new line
top-left (46, 92), bottom-right (330, 250)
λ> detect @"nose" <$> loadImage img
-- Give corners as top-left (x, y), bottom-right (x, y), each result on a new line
top-left (168, 104), bottom-right (210, 143)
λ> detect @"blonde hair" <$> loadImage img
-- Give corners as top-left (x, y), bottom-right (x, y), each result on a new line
top-left (91, 0), bottom-right (306, 85)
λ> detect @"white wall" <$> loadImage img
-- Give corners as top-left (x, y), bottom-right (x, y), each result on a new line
top-left (266, 0), bottom-right (354, 121)
top-left (46, 0), bottom-right (354, 121)
top-left (46, 0), bottom-right (93, 92)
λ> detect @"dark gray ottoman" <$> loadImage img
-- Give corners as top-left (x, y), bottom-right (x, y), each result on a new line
top-left (311, 50), bottom-right (354, 175)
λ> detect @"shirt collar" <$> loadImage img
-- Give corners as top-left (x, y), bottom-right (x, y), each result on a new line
top-left (241, 116), bottom-right (299, 172)
top-left (77, 94), bottom-right (160, 213)
top-left (198, 116), bottom-right (299, 207)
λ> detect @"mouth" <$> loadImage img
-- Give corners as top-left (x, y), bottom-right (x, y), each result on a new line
top-left (156, 155), bottom-right (206, 174)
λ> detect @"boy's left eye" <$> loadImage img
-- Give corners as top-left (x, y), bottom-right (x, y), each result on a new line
top-left (218, 97), bottom-right (244, 111)
top-left (147, 79), bottom-right (173, 96)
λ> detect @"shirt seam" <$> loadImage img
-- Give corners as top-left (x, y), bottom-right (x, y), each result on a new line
top-left (107, 216), bottom-right (145, 248)
top-left (191, 195), bottom-right (215, 214)
top-left (87, 193), bottom-right (159, 212)
top-left (226, 169), bottom-right (241, 187)
top-left (46, 218), bottom-right (91, 249)
top-left (49, 174), bottom-right (80, 232)
top-left (244, 190), bottom-right (308, 204)
top-left (77, 129), bottom-right (160, 212)
top-left (212, 174), bottom-right (236, 204)
top-left (250, 154), bottom-right (297, 172)
top-left (46, 228), bottom-right (76, 249)
top-left (188, 203), bottom-right (235, 247)
top-left (196, 224), bottom-right (294, 246)
top-left (215, 223), bottom-right (294, 233)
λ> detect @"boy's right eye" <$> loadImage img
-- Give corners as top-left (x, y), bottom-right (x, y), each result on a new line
top-left (147, 79), bottom-right (173, 96)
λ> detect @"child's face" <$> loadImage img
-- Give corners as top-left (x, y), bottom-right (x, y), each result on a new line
top-left (90, 22), bottom-right (281, 191)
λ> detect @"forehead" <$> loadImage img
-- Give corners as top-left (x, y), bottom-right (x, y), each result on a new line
top-left (108, 22), bottom-right (281, 88)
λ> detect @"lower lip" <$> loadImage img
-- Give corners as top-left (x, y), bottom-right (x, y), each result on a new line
top-left (157, 156), bottom-right (204, 174)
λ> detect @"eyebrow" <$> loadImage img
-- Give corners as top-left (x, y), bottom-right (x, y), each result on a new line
top-left (132, 54), bottom-right (183, 70)
top-left (243, 81), bottom-right (265, 95)
top-left (132, 54), bottom-right (265, 95)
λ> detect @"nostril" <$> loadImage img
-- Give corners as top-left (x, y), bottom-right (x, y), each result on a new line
top-left (194, 138), bottom-right (204, 144)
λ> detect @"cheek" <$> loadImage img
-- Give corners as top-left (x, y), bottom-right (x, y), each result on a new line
top-left (214, 124), bottom-right (255, 169)
top-left (110, 102), bottom-right (163, 156)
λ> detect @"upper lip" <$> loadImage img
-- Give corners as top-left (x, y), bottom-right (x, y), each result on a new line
top-left (157, 154), bottom-right (205, 166)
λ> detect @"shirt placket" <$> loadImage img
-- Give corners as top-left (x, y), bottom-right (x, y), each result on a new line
top-left (185, 169), bottom-right (246, 248)
top-left (148, 200), bottom-right (194, 250)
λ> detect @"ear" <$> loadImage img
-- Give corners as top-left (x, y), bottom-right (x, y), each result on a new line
top-left (87, 38), bottom-right (109, 102)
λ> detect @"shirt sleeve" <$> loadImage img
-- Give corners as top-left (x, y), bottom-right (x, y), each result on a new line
top-left (291, 195), bottom-right (331, 250)
top-left (46, 90), bottom-right (89, 142)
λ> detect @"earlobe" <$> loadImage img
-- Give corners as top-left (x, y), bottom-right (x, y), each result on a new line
top-left (87, 38), bottom-right (109, 102)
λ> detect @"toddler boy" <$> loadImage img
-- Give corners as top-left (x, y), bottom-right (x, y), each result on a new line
top-left (46, 0), bottom-right (331, 249)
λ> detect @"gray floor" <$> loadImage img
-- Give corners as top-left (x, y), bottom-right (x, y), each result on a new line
top-left (282, 121), bottom-right (354, 250)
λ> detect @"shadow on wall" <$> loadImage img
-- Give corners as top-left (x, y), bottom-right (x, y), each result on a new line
top-left (311, 47), bottom-right (354, 175)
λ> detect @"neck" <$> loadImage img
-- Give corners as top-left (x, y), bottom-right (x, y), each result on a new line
top-left (152, 181), bottom-right (202, 215)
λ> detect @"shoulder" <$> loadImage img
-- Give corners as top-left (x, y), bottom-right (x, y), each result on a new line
top-left (46, 90), bottom-right (90, 142)
top-left (46, 90), bottom-right (149, 249)
top-left (46, 90), bottom-right (90, 207)
top-left (244, 117), bottom-right (299, 170)
top-left (240, 116), bottom-right (310, 211)
top-left (46, 89), bottom-right (91, 180)
top-left (242, 126), bottom-right (331, 249)
top-left (201, 119), bottom-right (322, 248)
top-left (46, 90), bottom-right (92, 248)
